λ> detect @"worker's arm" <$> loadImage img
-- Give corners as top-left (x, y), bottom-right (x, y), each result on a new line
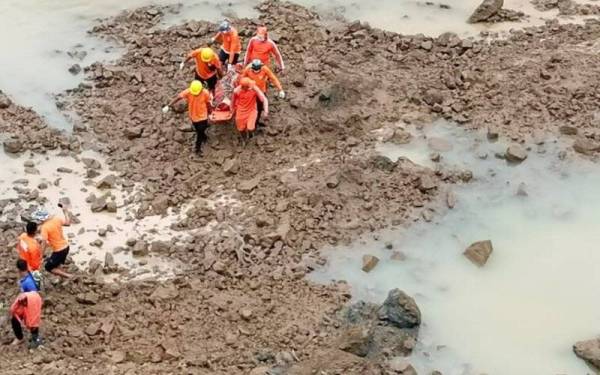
top-left (206, 93), bottom-right (213, 115)
top-left (61, 206), bottom-right (71, 227)
top-left (229, 34), bottom-right (242, 64)
top-left (270, 40), bottom-right (285, 71)
top-left (211, 32), bottom-right (222, 44)
top-left (243, 39), bottom-right (255, 67)
top-left (255, 87), bottom-right (269, 117)
top-left (180, 51), bottom-right (195, 70)
top-left (163, 94), bottom-right (184, 113)
top-left (39, 228), bottom-right (49, 257)
top-left (266, 67), bottom-right (283, 92)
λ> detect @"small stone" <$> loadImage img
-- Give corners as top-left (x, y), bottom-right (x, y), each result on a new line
top-left (223, 159), bottom-right (238, 175)
top-left (516, 182), bottom-right (528, 197)
top-left (57, 167), bottom-right (73, 173)
top-left (38, 182), bottom-right (48, 190)
top-left (464, 240), bottom-right (493, 267)
top-left (573, 338), bottom-right (600, 369)
top-left (106, 201), bottom-right (117, 213)
top-left (68, 64), bottom-right (82, 75)
top-left (90, 239), bottom-right (103, 247)
top-left (419, 175), bottom-right (438, 192)
top-left (240, 309), bottom-right (253, 320)
top-left (238, 177), bottom-right (260, 193)
top-left (505, 145), bottom-right (528, 163)
top-left (559, 126), bottom-right (577, 136)
top-left (487, 127), bottom-right (499, 141)
top-left (391, 251), bottom-right (407, 261)
top-left (420, 40), bottom-right (433, 50)
top-left (3, 140), bottom-right (23, 154)
top-left (84, 322), bottom-right (101, 336)
top-left (573, 137), bottom-right (600, 155)
top-left (96, 175), bottom-right (117, 189)
top-left (104, 252), bottom-right (115, 270)
top-left (362, 254), bottom-right (379, 273)
top-left (325, 173), bottom-right (340, 189)
top-left (446, 191), bottom-right (457, 209)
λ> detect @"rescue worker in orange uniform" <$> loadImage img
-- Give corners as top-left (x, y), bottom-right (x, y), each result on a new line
top-left (10, 291), bottom-right (43, 349)
top-left (163, 80), bottom-right (213, 156)
top-left (35, 206), bottom-right (72, 279)
top-left (16, 222), bottom-right (42, 272)
top-left (243, 26), bottom-right (285, 72)
top-left (231, 78), bottom-right (268, 140)
top-left (180, 47), bottom-right (222, 93)
top-left (212, 21), bottom-right (242, 70)
top-left (240, 59), bottom-right (284, 128)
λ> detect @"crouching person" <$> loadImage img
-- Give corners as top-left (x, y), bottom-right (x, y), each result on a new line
top-left (10, 291), bottom-right (43, 349)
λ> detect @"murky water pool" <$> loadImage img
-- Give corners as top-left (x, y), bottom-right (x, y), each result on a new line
top-left (311, 121), bottom-right (600, 374)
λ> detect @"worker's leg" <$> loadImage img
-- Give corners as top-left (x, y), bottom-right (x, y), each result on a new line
top-left (231, 53), bottom-right (240, 65)
top-left (193, 120), bottom-right (209, 154)
top-left (206, 75), bottom-right (218, 93)
top-left (45, 247), bottom-right (72, 279)
top-left (29, 327), bottom-right (42, 349)
top-left (256, 99), bottom-right (264, 128)
top-left (11, 317), bottom-right (24, 343)
top-left (218, 49), bottom-right (229, 67)
top-left (247, 111), bottom-right (258, 138)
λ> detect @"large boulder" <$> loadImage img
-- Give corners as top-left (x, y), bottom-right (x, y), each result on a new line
top-left (377, 289), bottom-right (421, 329)
top-left (574, 338), bottom-right (600, 369)
top-left (464, 240), bottom-right (493, 267)
top-left (573, 138), bottom-right (600, 155)
top-left (468, 0), bottom-right (504, 23)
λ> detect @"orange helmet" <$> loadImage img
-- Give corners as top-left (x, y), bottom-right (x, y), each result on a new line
top-left (240, 78), bottom-right (253, 88)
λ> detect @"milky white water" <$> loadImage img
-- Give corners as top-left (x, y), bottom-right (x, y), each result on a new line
top-left (311, 121), bottom-right (600, 374)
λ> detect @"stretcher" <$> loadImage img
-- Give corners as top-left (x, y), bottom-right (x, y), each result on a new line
top-left (209, 64), bottom-right (243, 124)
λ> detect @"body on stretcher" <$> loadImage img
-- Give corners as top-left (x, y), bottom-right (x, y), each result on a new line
top-left (209, 64), bottom-right (242, 124)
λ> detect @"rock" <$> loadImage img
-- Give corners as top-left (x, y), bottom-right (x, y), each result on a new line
top-left (464, 240), bottom-right (493, 267)
top-left (338, 325), bottom-right (372, 357)
top-left (240, 308), bottom-right (253, 320)
top-left (468, 0), bottom-right (504, 23)
top-left (76, 292), bottom-right (99, 305)
top-left (82, 158), bottom-right (101, 170)
top-left (160, 339), bottom-right (181, 360)
top-left (362, 255), bottom-right (380, 273)
top-left (0, 92), bottom-right (10, 108)
top-left (249, 367), bottom-right (271, 375)
top-left (378, 289), bottom-right (421, 329)
top-left (391, 251), bottom-right (407, 261)
top-left (124, 126), bottom-right (144, 140)
top-left (109, 350), bottom-right (127, 364)
top-left (68, 64), bottom-right (82, 75)
top-left (487, 127), bottom-right (499, 141)
top-left (88, 259), bottom-right (103, 273)
top-left (85, 322), bottom-right (102, 336)
top-left (149, 240), bottom-right (169, 254)
top-left (96, 174), bottom-right (117, 189)
top-left (38, 182), bottom-right (48, 190)
top-left (559, 125), bottom-right (577, 136)
top-left (423, 89), bottom-right (444, 106)
top-left (238, 177), bottom-right (260, 193)
top-left (427, 137), bottom-right (453, 152)
top-left (132, 241), bottom-right (149, 257)
top-left (87, 169), bottom-right (101, 178)
top-left (90, 239), bottom-right (103, 247)
top-left (24, 167), bottom-right (40, 175)
top-left (126, 238), bottom-right (137, 247)
top-left (388, 357), bottom-right (417, 374)
top-left (420, 41), bottom-right (433, 51)
top-left (3, 140), bottom-right (23, 154)
top-left (104, 252), bottom-right (115, 270)
top-left (418, 175), bottom-right (438, 192)
top-left (505, 145), bottom-right (527, 163)
top-left (151, 284), bottom-right (179, 300)
top-left (325, 173), bottom-right (340, 189)
top-left (223, 158), bottom-right (238, 175)
top-left (573, 137), bottom-right (600, 155)
top-left (372, 155), bottom-right (396, 172)
top-left (573, 338), bottom-right (600, 369)
top-left (91, 197), bottom-right (107, 212)
top-left (390, 129), bottom-right (412, 145)
top-left (24, 160), bottom-right (34, 168)
top-left (106, 201), bottom-right (117, 213)
top-left (446, 191), bottom-right (457, 209)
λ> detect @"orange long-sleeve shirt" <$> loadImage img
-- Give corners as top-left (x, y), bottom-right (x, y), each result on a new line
top-left (240, 65), bottom-right (282, 93)
top-left (214, 28), bottom-right (242, 55)
top-left (243, 36), bottom-right (285, 69)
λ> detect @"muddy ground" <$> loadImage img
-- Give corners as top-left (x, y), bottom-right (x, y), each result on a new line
top-left (1, 0), bottom-right (600, 374)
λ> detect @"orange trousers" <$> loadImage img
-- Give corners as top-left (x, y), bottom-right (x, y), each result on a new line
top-left (235, 110), bottom-right (258, 132)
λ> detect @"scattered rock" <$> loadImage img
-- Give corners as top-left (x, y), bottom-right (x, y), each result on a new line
top-left (338, 325), bottom-right (372, 357)
top-left (505, 145), bottom-right (528, 163)
top-left (427, 137), bottom-right (453, 152)
top-left (223, 158), bottom-right (238, 175)
top-left (516, 182), bottom-right (528, 197)
top-left (238, 177), bottom-right (260, 193)
top-left (325, 173), bottom-right (340, 189)
top-left (96, 174), bottom-right (117, 189)
top-left (132, 241), bottom-right (149, 257)
top-left (469, 0), bottom-right (504, 23)
top-left (76, 292), bottom-right (99, 305)
top-left (88, 259), bottom-right (103, 274)
top-left (446, 191), bottom-right (457, 209)
top-left (573, 338), bottom-right (600, 369)
top-left (68, 64), bottom-right (82, 75)
top-left (91, 197), bottom-right (107, 212)
top-left (106, 201), bottom-right (117, 213)
top-left (151, 284), bottom-right (179, 300)
top-left (362, 255), bottom-right (380, 273)
top-left (464, 240), bottom-right (494, 267)
top-left (3, 140), bottom-right (24, 154)
top-left (573, 137), bottom-right (600, 155)
top-left (418, 175), bottom-right (438, 192)
top-left (378, 289), bottom-right (421, 329)
top-left (109, 350), bottom-right (127, 364)
top-left (559, 125), bottom-right (577, 136)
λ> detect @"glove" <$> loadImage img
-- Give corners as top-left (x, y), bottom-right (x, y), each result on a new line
top-left (227, 64), bottom-right (233, 72)
top-left (278, 91), bottom-right (286, 99)
top-left (179, 61), bottom-right (185, 70)
top-left (162, 105), bottom-right (170, 114)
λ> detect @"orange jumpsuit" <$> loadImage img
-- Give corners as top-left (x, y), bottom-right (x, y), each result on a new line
top-left (214, 28), bottom-right (242, 60)
top-left (11, 292), bottom-right (42, 329)
top-left (188, 48), bottom-right (222, 80)
top-left (243, 36), bottom-right (285, 70)
top-left (16, 233), bottom-right (42, 271)
top-left (240, 65), bottom-right (282, 94)
top-left (231, 85), bottom-right (268, 132)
